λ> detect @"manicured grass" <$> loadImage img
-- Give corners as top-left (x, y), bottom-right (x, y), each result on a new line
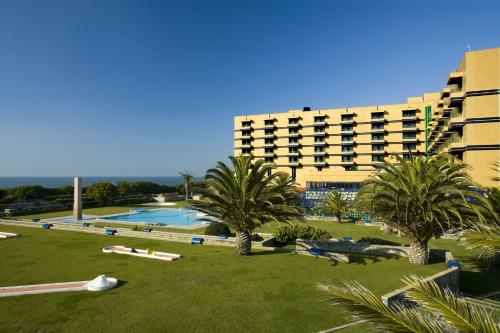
top-left (0, 224), bottom-right (446, 333)
top-left (258, 219), bottom-right (500, 296)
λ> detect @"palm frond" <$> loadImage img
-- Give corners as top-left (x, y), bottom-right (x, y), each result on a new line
top-left (403, 275), bottom-right (499, 333)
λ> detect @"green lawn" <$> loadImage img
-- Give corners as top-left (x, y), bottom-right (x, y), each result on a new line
top-left (0, 224), bottom-right (447, 333)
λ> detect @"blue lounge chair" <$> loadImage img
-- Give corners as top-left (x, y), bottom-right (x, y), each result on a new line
top-left (42, 223), bottom-right (53, 229)
top-left (32, 218), bottom-right (40, 222)
top-left (82, 223), bottom-right (90, 227)
top-left (218, 233), bottom-right (228, 239)
top-left (105, 229), bottom-right (117, 236)
top-left (191, 237), bottom-right (204, 245)
top-left (447, 260), bottom-right (462, 270)
top-left (309, 248), bottom-right (324, 256)
top-left (143, 228), bottom-right (153, 233)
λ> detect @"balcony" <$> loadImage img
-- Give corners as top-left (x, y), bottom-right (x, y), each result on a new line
top-left (314, 119), bottom-right (326, 126)
top-left (340, 150), bottom-right (355, 155)
top-left (263, 133), bottom-right (275, 139)
top-left (339, 159), bottom-right (355, 165)
top-left (370, 117), bottom-right (385, 123)
top-left (287, 161), bottom-right (301, 167)
top-left (313, 132), bottom-right (326, 137)
top-left (287, 142), bottom-right (300, 147)
top-left (402, 137), bottom-right (418, 142)
top-left (313, 141), bottom-right (326, 146)
top-left (401, 126), bottom-right (418, 132)
top-left (371, 127), bottom-right (385, 133)
top-left (313, 151), bottom-right (326, 156)
top-left (287, 152), bottom-right (300, 157)
top-left (287, 132), bottom-right (300, 138)
top-left (447, 71), bottom-right (464, 85)
top-left (340, 118), bottom-right (354, 124)
top-left (240, 143), bottom-right (252, 148)
top-left (340, 128), bottom-right (355, 134)
top-left (241, 123), bottom-right (252, 130)
top-left (263, 151), bottom-right (275, 157)
top-left (263, 124), bottom-right (276, 130)
top-left (241, 133), bottom-right (252, 139)
top-left (287, 123), bottom-right (300, 128)
top-left (440, 87), bottom-right (451, 99)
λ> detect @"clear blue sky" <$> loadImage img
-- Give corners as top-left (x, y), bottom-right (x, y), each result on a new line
top-left (0, 0), bottom-right (499, 176)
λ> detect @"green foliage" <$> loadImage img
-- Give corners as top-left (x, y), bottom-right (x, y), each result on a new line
top-left (204, 222), bottom-right (231, 236)
top-left (190, 155), bottom-right (304, 254)
top-left (131, 225), bottom-right (145, 231)
top-left (6, 185), bottom-right (51, 200)
top-left (354, 153), bottom-right (491, 263)
top-left (58, 185), bottom-right (74, 195)
top-left (274, 224), bottom-right (331, 243)
top-left (320, 275), bottom-right (499, 333)
top-left (85, 182), bottom-right (118, 202)
top-left (0, 189), bottom-right (5, 201)
top-left (316, 189), bottom-right (350, 221)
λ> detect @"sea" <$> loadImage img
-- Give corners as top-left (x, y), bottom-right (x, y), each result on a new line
top-left (0, 177), bottom-right (193, 189)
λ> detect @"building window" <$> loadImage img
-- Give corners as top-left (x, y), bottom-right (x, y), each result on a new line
top-left (315, 146), bottom-right (325, 152)
top-left (403, 143), bottom-right (417, 151)
top-left (314, 126), bottom-right (325, 133)
top-left (372, 154), bottom-right (384, 162)
top-left (242, 139), bottom-right (251, 145)
top-left (371, 123), bottom-right (384, 130)
top-left (403, 132), bottom-right (416, 139)
top-left (402, 110), bottom-right (416, 117)
top-left (289, 147), bottom-right (298, 153)
top-left (289, 128), bottom-right (299, 134)
top-left (402, 154), bottom-right (412, 161)
top-left (265, 129), bottom-right (274, 135)
top-left (371, 112), bottom-right (384, 120)
top-left (341, 135), bottom-right (353, 142)
top-left (264, 119), bottom-right (275, 125)
top-left (315, 136), bottom-right (325, 143)
top-left (341, 114), bottom-right (353, 121)
top-left (242, 148), bottom-right (251, 154)
top-left (314, 116), bottom-right (325, 123)
top-left (341, 145), bottom-right (353, 152)
top-left (242, 130), bottom-right (251, 136)
top-left (342, 155), bottom-right (353, 162)
top-left (242, 121), bottom-right (251, 127)
top-left (265, 138), bottom-right (274, 144)
top-left (372, 133), bottom-right (384, 141)
top-left (265, 157), bottom-right (274, 163)
top-left (315, 156), bottom-right (325, 162)
top-left (289, 157), bottom-right (298, 163)
top-left (288, 118), bottom-right (299, 125)
top-left (265, 148), bottom-right (274, 153)
top-left (372, 144), bottom-right (384, 151)
top-left (403, 121), bottom-right (416, 128)
top-left (341, 125), bottom-right (353, 131)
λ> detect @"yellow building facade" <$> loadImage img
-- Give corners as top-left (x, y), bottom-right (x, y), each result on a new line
top-left (234, 48), bottom-right (500, 192)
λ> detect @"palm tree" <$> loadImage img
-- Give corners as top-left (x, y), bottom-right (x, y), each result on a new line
top-left (319, 275), bottom-right (499, 333)
top-left (316, 189), bottom-right (349, 223)
top-left (178, 170), bottom-right (194, 201)
top-left (189, 155), bottom-right (304, 255)
top-left (355, 154), bottom-right (488, 264)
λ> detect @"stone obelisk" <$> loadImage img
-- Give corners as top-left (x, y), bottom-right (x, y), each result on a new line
top-left (73, 177), bottom-right (83, 220)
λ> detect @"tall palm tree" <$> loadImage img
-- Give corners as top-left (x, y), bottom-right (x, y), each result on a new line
top-left (355, 153), bottom-right (488, 264)
top-left (178, 170), bottom-right (194, 201)
top-left (189, 155), bottom-right (304, 255)
top-left (317, 189), bottom-right (350, 223)
top-left (319, 275), bottom-right (499, 333)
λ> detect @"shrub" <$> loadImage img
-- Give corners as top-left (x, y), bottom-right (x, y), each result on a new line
top-left (132, 225), bottom-right (145, 231)
top-left (274, 224), bottom-right (331, 243)
top-left (204, 222), bottom-right (231, 236)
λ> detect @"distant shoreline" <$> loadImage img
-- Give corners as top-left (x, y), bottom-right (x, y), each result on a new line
top-left (0, 177), bottom-right (201, 189)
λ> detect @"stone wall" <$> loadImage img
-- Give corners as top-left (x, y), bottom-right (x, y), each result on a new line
top-left (381, 267), bottom-right (460, 307)
top-left (296, 239), bottom-right (410, 257)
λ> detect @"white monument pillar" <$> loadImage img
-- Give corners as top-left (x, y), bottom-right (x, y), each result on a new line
top-left (73, 177), bottom-right (82, 220)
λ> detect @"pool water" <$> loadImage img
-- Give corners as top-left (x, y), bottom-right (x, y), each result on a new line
top-left (102, 208), bottom-right (208, 226)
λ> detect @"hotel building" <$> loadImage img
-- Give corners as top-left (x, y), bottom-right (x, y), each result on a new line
top-left (234, 48), bottom-right (500, 199)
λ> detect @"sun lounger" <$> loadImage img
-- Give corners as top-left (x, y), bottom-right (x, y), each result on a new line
top-left (191, 237), bottom-right (204, 245)
top-left (308, 248), bottom-right (324, 256)
top-left (105, 229), bottom-right (117, 236)
top-left (217, 233), bottom-right (228, 239)
top-left (42, 223), bottom-right (53, 229)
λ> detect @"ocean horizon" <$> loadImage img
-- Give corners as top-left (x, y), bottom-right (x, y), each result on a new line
top-left (0, 176), bottom-right (193, 189)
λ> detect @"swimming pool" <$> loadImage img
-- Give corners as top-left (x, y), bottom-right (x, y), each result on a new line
top-left (101, 208), bottom-right (209, 227)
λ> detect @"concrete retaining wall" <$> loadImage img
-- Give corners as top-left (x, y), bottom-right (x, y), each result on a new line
top-left (296, 239), bottom-right (410, 257)
top-left (0, 219), bottom-right (270, 249)
top-left (381, 267), bottom-right (460, 307)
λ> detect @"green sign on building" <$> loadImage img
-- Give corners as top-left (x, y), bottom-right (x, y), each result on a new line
top-left (424, 105), bottom-right (432, 154)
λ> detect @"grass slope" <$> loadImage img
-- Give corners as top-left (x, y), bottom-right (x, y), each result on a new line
top-left (0, 225), bottom-right (445, 333)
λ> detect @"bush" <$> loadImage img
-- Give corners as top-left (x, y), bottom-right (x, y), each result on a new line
top-left (132, 225), bottom-right (145, 231)
top-left (204, 222), bottom-right (231, 236)
top-left (274, 224), bottom-right (331, 243)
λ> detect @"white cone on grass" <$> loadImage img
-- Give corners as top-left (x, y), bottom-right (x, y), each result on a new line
top-left (86, 275), bottom-right (118, 291)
